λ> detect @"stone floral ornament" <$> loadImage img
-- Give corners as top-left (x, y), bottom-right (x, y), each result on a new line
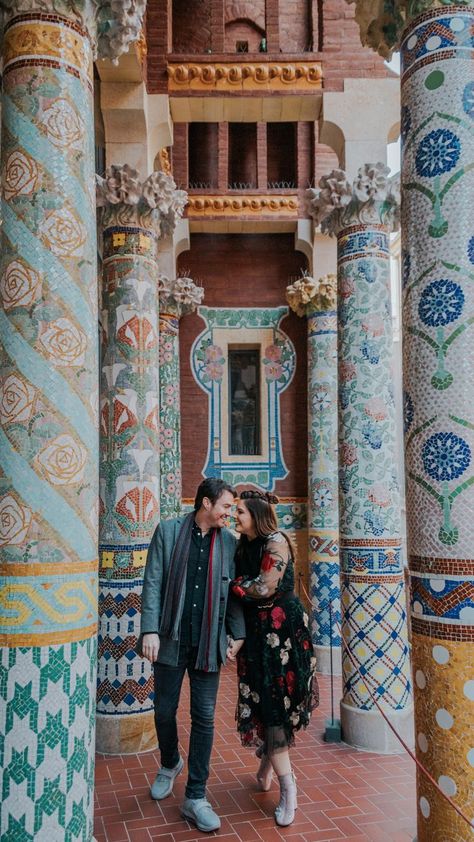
top-left (158, 275), bottom-right (204, 318)
top-left (0, 0), bottom-right (147, 62)
top-left (96, 165), bottom-right (188, 235)
top-left (286, 273), bottom-right (337, 316)
top-left (306, 163), bottom-right (400, 235)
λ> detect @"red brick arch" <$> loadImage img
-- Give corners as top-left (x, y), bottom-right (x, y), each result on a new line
top-left (225, 1), bottom-right (265, 32)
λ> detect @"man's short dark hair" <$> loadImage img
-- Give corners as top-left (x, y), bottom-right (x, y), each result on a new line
top-left (194, 478), bottom-right (236, 511)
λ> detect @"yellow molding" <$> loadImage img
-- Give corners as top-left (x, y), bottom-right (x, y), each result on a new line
top-left (187, 194), bottom-right (299, 217)
top-left (168, 61), bottom-right (322, 92)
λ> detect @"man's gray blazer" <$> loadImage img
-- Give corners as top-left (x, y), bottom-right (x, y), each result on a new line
top-left (140, 515), bottom-right (245, 667)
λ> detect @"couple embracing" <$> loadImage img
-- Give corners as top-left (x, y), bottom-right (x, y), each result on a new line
top-left (140, 478), bottom-right (318, 833)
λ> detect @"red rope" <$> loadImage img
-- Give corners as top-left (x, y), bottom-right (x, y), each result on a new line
top-left (300, 580), bottom-right (473, 830)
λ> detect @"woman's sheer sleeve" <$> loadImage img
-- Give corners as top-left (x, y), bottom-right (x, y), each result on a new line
top-left (231, 533), bottom-right (290, 600)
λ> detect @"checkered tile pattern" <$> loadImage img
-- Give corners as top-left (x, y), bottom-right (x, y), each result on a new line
top-left (94, 667), bottom-right (416, 841)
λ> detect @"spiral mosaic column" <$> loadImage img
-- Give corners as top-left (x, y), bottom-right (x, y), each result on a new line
top-left (0, 3), bottom-right (145, 839)
top-left (308, 164), bottom-right (413, 751)
top-left (347, 2), bottom-right (474, 836)
top-left (286, 275), bottom-right (341, 675)
top-left (96, 168), bottom-right (187, 754)
top-left (159, 276), bottom-right (203, 520)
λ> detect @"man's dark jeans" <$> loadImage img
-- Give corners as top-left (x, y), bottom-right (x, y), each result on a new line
top-left (153, 645), bottom-right (221, 799)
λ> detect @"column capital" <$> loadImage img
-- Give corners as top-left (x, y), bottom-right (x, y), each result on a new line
top-left (97, 166), bottom-right (188, 235)
top-left (158, 275), bottom-right (204, 318)
top-left (0, 0), bottom-right (146, 61)
top-left (286, 274), bottom-right (337, 316)
top-left (346, 0), bottom-right (474, 58)
top-left (306, 163), bottom-right (400, 237)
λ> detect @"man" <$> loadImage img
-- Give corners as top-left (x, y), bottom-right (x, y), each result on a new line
top-left (140, 478), bottom-right (245, 832)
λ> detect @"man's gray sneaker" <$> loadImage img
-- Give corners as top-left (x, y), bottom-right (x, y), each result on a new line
top-left (181, 797), bottom-right (221, 832)
top-left (150, 756), bottom-right (184, 800)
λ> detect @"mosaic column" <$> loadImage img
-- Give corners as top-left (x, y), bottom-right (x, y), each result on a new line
top-left (0, 4), bottom-right (145, 841)
top-left (158, 276), bottom-right (203, 520)
top-left (96, 168), bottom-right (187, 754)
top-left (348, 3), bottom-right (474, 838)
top-left (286, 274), bottom-right (341, 675)
top-left (308, 164), bottom-right (413, 752)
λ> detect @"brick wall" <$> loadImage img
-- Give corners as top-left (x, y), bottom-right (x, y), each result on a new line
top-left (171, 0), bottom-right (211, 53)
top-left (321, 0), bottom-right (388, 91)
top-left (178, 234), bottom-right (308, 498)
top-left (146, 0), bottom-right (388, 92)
top-left (279, 0), bottom-right (310, 53)
top-left (171, 123), bottom-right (188, 188)
top-left (224, 21), bottom-right (264, 53)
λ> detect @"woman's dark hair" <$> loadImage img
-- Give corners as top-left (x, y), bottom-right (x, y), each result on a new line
top-left (239, 489), bottom-right (279, 537)
top-left (194, 477), bottom-right (236, 510)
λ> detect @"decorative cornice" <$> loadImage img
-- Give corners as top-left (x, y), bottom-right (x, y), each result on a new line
top-left (286, 274), bottom-right (338, 316)
top-left (158, 276), bottom-right (204, 318)
top-left (306, 163), bottom-right (400, 236)
top-left (345, 0), bottom-right (473, 59)
top-left (0, 0), bottom-right (147, 61)
top-left (167, 61), bottom-right (322, 92)
top-left (187, 194), bottom-right (298, 217)
top-left (97, 166), bottom-right (188, 235)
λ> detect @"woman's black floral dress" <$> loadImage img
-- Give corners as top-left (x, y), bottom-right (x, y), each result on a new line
top-left (232, 532), bottom-right (318, 752)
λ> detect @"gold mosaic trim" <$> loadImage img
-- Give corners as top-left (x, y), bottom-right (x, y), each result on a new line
top-left (187, 195), bottom-right (298, 217)
top-left (4, 19), bottom-right (93, 78)
top-left (1, 559), bottom-right (97, 577)
top-left (0, 623), bottom-right (97, 647)
top-left (168, 61), bottom-right (322, 91)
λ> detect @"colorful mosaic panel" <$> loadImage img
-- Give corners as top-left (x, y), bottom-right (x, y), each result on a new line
top-left (401, 9), bottom-right (474, 838)
top-left (97, 581), bottom-right (153, 716)
top-left (340, 574), bottom-right (411, 711)
top-left (1, 638), bottom-right (96, 841)
top-left (191, 307), bottom-right (295, 490)
top-left (307, 311), bottom-right (341, 651)
top-left (159, 312), bottom-right (182, 520)
top-left (412, 632), bottom-right (473, 842)
top-left (98, 221), bottom-right (160, 738)
top-left (337, 223), bottom-right (411, 713)
top-left (0, 14), bottom-right (98, 840)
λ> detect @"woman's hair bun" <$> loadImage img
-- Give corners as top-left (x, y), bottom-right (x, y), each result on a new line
top-left (240, 489), bottom-right (279, 505)
top-left (264, 492), bottom-right (279, 505)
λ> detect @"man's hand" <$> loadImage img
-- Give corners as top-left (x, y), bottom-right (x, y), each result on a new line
top-left (226, 637), bottom-right (244, 662)
top-left (142, 633), bottom-right (160, 662)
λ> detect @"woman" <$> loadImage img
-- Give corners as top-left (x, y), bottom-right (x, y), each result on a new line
top-left (230, 490), bottom-right (318, 826)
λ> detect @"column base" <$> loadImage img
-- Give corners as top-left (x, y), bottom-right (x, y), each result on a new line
top-left (95, 711), bottom-right (157, 755)
top-left (314, 644), bottom-right (342, 676)
top-left (340, 700), bottom-right (414, 754)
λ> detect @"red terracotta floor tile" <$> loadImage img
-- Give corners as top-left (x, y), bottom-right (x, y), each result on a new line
top-left (94, 672), bottom-right (416, 842)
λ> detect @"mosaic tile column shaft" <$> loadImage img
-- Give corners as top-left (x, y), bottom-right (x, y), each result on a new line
top-left (96, 168), bottom-right (187, 754)
top-left (159, 277), bottom-right (203, 520)
top-left (287, 275), bottom-right (341, 674)
top-left (308, 164), bottom-right (413, 752)
top-left (0, 4), bottom-right (143, 838)
top-left (400, 9), bottom-right (474, 839)
top-left (345, 3), bottom-right (474, 837)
